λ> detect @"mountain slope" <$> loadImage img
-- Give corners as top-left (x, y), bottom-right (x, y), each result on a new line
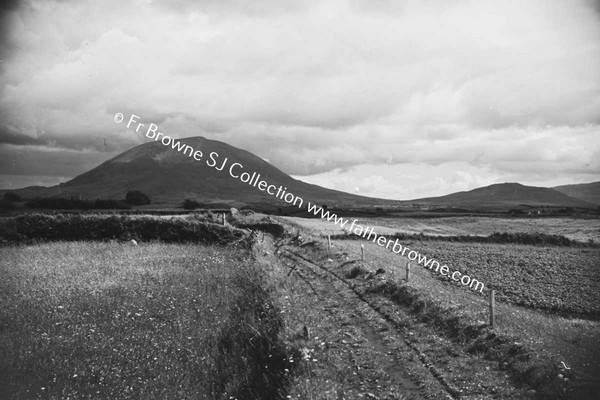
top-left (553, 181), bottom-right (600, 206)
top-left (410, 182), bottom-right (596, 209)
top-left (48, 137), bottom-right (388, 207)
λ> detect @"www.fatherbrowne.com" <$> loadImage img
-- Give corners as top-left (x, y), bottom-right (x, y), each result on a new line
top-left (115, 112), bottom-right (485, 293)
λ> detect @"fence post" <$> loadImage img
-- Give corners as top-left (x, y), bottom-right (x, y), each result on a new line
top-left (489, 290), bottom-right (496, 328)
top-left (361, 244), bottom-right (364, 261)
top-left (327, 234), bottom-right (331, 252)
top-left (223, 213), bottom-right (226, 226)
top-left (405, 262), bottom-right (411, 282)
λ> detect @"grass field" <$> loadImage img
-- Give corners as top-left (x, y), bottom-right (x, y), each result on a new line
top-left (0, 241), bottom-right (289, 400)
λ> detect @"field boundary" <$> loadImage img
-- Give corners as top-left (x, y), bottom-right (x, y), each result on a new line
top-left (329, 231), bottom-right (598, 248)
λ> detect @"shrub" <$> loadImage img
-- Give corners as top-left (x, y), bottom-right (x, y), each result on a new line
top-left (125, 190), bottom-right (150, 205)
top-left (182, 199), bottom-right (201, 210)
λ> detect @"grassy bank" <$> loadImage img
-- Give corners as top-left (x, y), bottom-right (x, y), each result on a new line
top-left (0, 242), bottom-right (290, 399)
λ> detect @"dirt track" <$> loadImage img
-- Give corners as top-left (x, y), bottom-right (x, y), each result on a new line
top-left (257, 232), bottom-right (529, 400)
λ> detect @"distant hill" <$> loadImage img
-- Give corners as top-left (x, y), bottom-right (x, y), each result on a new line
top-left (409, 182), bottom-right (596, 210)
top-left (553, 181), bottom-right (600, 206)
top-left (6, 137), bottom-right (388, 208)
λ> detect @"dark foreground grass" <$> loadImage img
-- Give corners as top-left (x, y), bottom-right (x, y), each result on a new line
top-left (0, 242), bottom-right (290, 400)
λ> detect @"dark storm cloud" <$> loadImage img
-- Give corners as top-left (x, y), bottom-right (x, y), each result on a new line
top-left (0, 127), bottom-right (46, 146)
top-left (0, 144), bottom-right (110, 177)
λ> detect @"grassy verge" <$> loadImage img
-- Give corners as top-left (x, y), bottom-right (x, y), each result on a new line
top-left (0, 242), bottom-right (290, 400)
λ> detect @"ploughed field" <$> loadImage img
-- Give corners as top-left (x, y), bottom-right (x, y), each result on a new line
top-left (352, 217), bottom-right (600, 315)
top-left (406, 240), bottom-right (600, 315)
top-left (0, 242), bottom-right (289, 400)
top-left (285, 215), bottom-right (600, 316)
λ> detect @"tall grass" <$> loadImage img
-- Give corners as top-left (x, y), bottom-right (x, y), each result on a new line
top-left (0, 242), bottom-right (290, 399)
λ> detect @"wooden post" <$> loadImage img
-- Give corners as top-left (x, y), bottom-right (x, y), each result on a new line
top-left (222, 213), bottom-right (226, 226)
top-left (361, 244), bottom-right (364, 261)
top-left (405, 262), bottom-right (411, 282)
top-left (327, 234), bottom-right (331, 251)
top-left (489, 290), bottom-right (496, 328)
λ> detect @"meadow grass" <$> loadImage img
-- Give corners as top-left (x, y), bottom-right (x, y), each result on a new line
top-left (0, 241), bottom-right (289, 400)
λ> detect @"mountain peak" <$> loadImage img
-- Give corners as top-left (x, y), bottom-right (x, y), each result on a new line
top-left (53, 136), bottom-right (382, 207)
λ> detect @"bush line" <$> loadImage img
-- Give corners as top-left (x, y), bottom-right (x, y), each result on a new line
top-left (0, 213), bottom-right (252, 246)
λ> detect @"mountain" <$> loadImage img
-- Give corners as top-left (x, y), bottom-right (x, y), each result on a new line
top-left (553, 181), bottom-right (600, 206)
top-left (2, 137), bottom-right (596, 212)
top-left (19, 137), bottom-right (388, 208)
top-left (409, 182), bottom-right (596, 210)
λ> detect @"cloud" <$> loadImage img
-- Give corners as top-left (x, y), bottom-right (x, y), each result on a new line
top-left (294, 159), bottom-right (600, 200)
top-left (0, 127), bottom-right (46, 145)
top-left (0, 0), bottom-right (599, 196)
top-left (293, 162), bottom-right (499, 200)
top-left (0, 144), bottom-right (112, 178)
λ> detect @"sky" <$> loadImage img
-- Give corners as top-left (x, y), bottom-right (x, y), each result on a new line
top-left (0, 0), bottom-right (599, 200)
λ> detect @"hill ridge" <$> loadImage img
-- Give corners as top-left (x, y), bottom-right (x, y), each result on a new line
top-left (1, 137), bottom-right (596, 210)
